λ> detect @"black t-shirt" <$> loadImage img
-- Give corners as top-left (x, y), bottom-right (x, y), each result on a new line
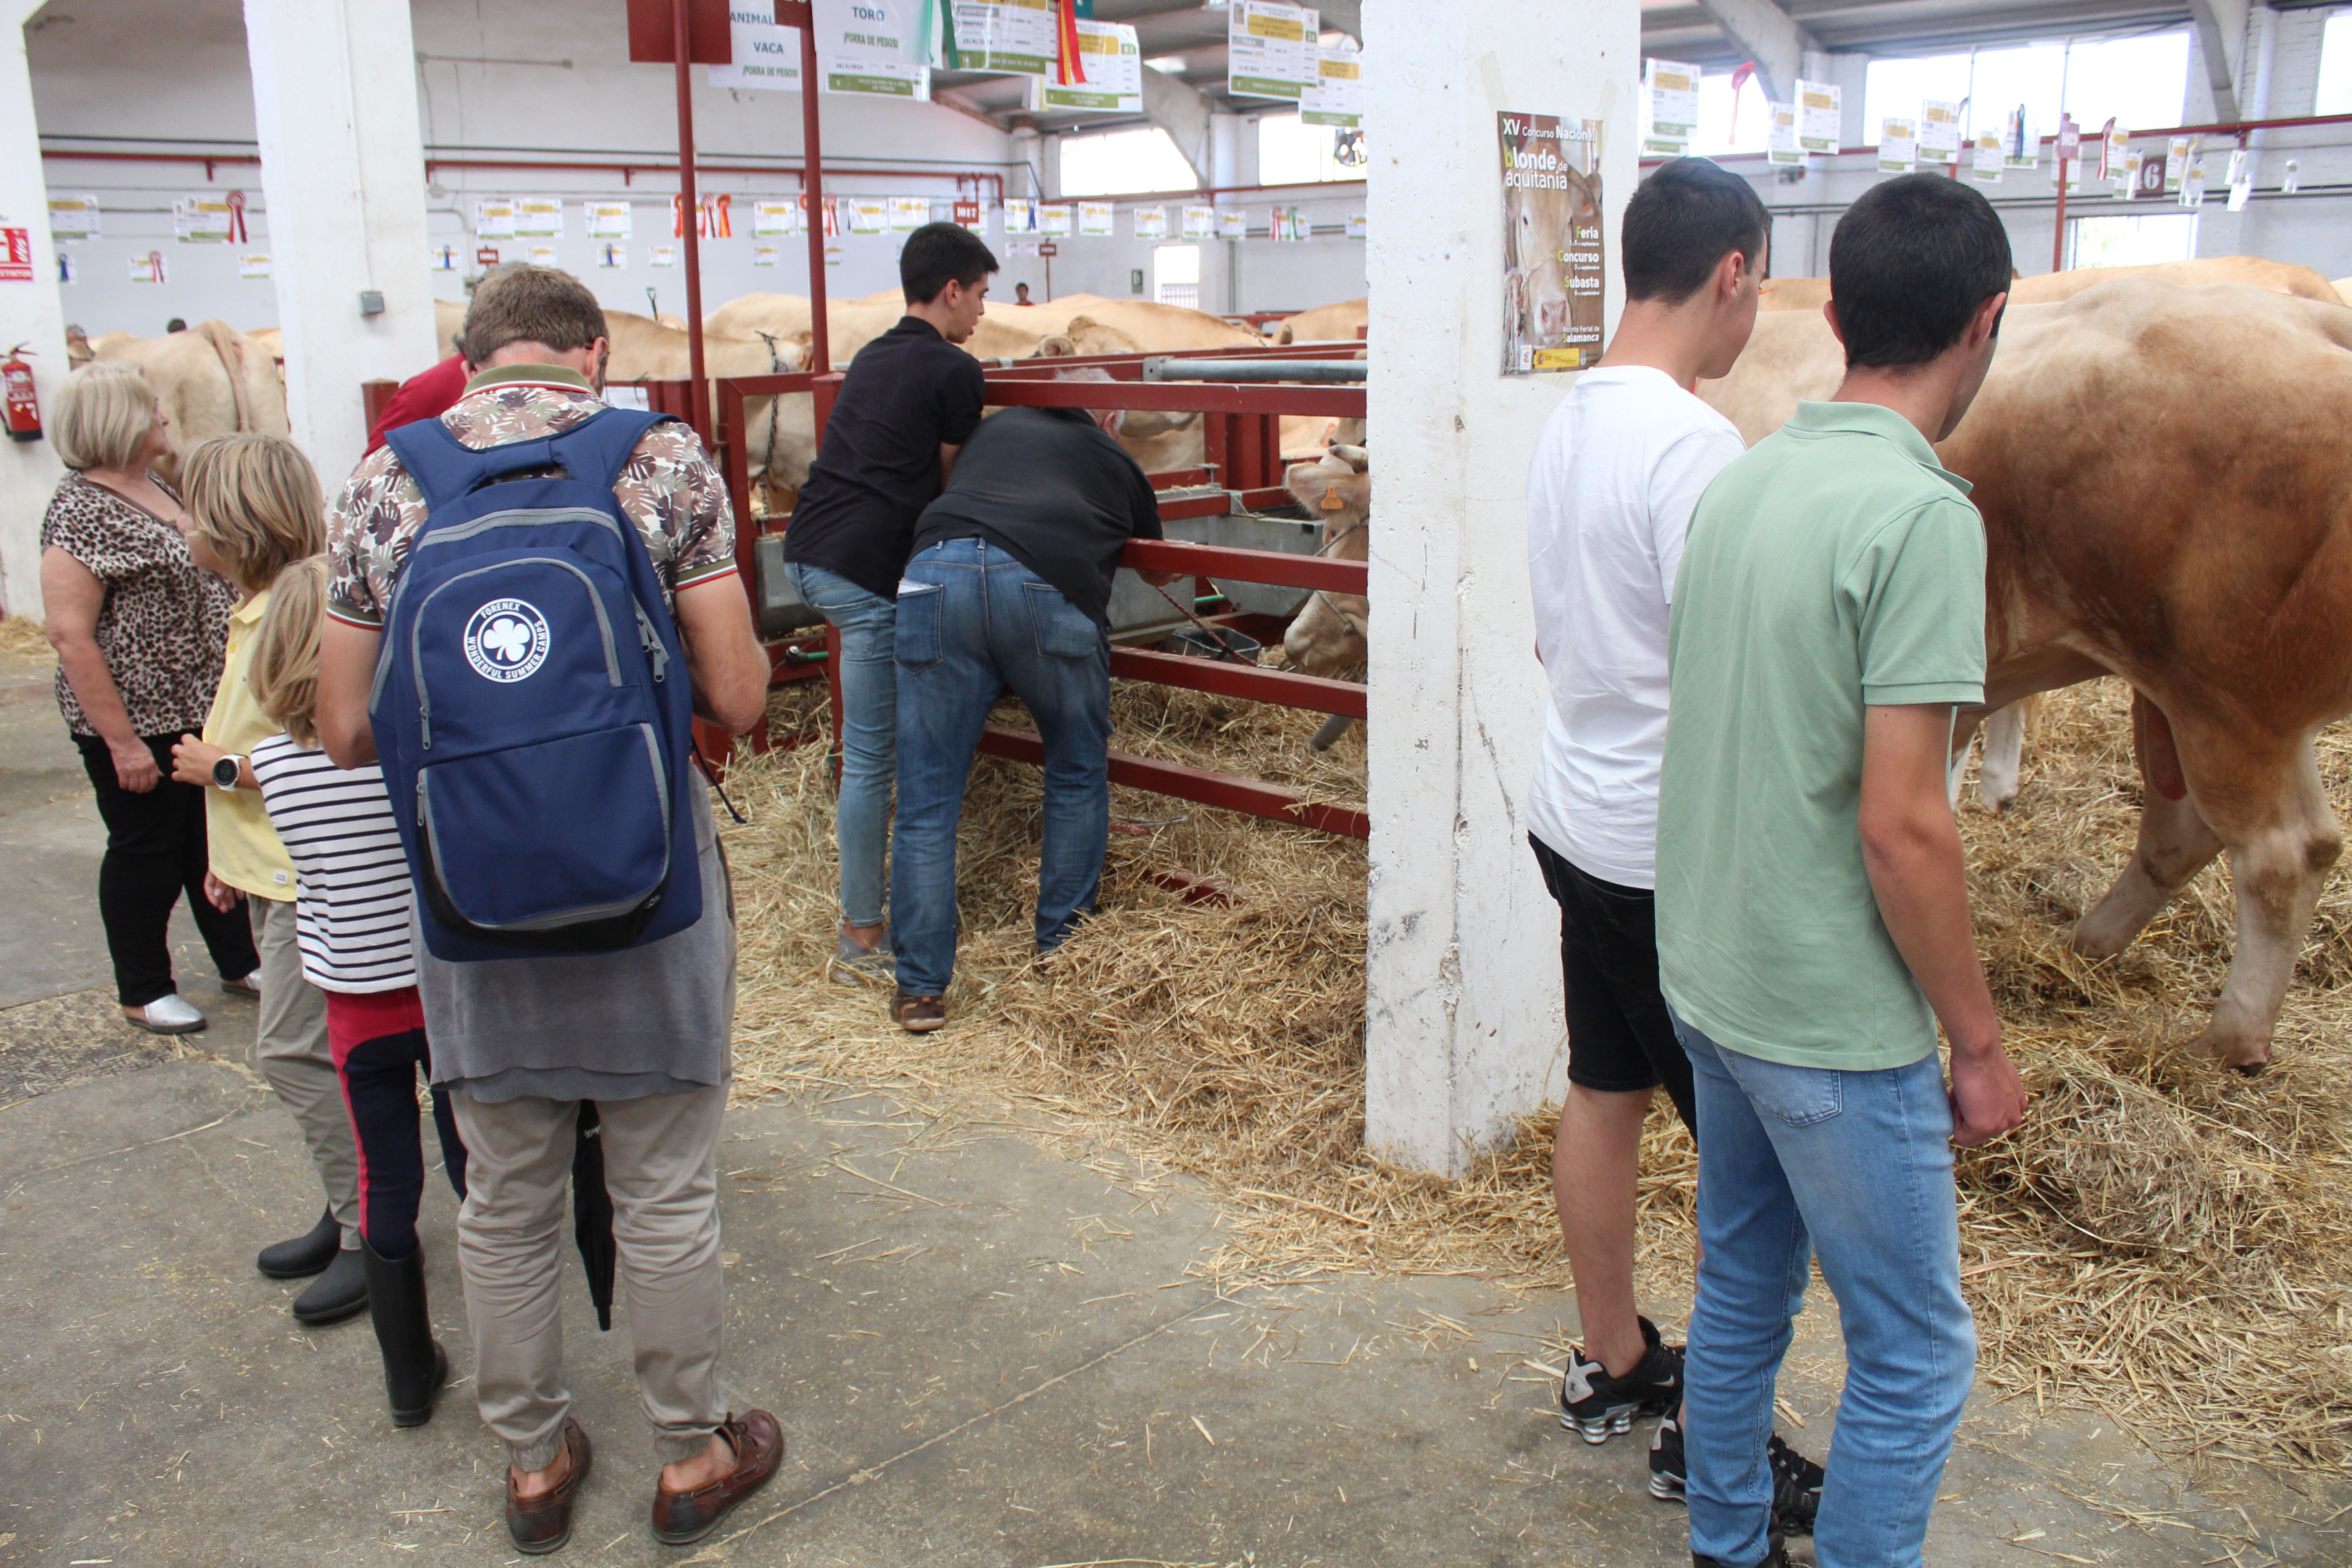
top-left (782, 316), bottom-right (987, 599)
top-left (911, 407), bottom-right (1164, 627)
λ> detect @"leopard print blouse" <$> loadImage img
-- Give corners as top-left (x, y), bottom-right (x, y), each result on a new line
top-left (40, 471), bottom-right (234, 738)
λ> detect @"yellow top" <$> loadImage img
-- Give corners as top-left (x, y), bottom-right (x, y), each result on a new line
top-left (201, 588), bottom-right (296, 902)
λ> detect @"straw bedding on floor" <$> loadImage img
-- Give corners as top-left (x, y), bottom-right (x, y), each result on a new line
top-left (725, 673), bottom-right (2352, 1471)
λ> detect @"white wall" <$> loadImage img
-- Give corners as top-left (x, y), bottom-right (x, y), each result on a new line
top-left (1362, 0), bottom-right (1637, 1173)
top-left (29, 0), bottom-right (1027, 341)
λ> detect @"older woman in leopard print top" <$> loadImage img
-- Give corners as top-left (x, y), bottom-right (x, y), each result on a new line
top-left (39, 360), bottom-right (257, 1033)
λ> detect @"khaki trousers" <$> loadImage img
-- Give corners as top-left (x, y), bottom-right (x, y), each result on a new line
top-left (248, 896), bottom-right (359, 1248)
top-left (451, 1086), bottom-right (731, 1470)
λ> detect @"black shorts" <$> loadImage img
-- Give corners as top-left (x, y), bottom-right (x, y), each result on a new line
top-left (1529, 833), bottom-right (1697, 1132)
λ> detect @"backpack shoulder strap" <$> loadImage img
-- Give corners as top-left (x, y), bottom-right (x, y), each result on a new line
top-left (383, 416), bottom-right (559, 512)
top-left (547, 407), bottom-right (677, 493)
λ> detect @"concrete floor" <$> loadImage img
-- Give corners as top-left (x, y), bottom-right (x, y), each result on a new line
top-left (5, 644), bottom-right (2348, 1568)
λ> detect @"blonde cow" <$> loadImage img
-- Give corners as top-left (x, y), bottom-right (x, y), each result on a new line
top-left (90, 320), bottom-right (288, 483)
top-left (1760, 255), bottom-right (2339, 311)
top-left (1704, 280), bottom-right (2352, 1072)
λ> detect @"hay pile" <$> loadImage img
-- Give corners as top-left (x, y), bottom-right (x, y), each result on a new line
top-left (725, 674), bottom-right (2352, 1471)
top-left (0, 614), bottom-right (53, 659)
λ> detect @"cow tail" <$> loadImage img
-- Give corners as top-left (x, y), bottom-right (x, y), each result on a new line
top-left (196, 319), bottom-right (255, 433)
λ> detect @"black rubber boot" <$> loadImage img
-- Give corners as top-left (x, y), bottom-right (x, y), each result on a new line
top-left (359, 1239), bottom-right (448, 1427)
top-left (257, 1208), bottom-right (340, 1279)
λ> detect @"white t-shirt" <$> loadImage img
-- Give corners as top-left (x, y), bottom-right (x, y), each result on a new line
top-left (249, 735), bottom-right (416, 993)
top-left (1524, 365), bottom-right (1747, 889)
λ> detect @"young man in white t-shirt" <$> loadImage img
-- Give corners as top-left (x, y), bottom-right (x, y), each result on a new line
top-left (1525, 157), bottom-right (1821, 1534)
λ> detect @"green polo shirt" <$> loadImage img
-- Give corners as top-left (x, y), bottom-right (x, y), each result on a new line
top-left (1656, 400), bottom-right (1986, 1072)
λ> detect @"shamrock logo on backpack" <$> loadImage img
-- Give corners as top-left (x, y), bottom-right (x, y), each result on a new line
top-left (463, 598), bottom-right (551, 683)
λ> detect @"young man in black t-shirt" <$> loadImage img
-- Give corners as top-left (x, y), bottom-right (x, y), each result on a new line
top-left (884, 371), bottom-right (1181, 1033)
top-left (784, 223), bottom-right (994, 983)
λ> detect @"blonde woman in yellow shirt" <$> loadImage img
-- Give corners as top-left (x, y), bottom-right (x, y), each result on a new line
top-left (169, 435), bottom-right (367, 1327)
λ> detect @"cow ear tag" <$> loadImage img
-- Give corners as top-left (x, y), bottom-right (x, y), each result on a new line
top-left (1321, 488), bottom-right (1346, 510)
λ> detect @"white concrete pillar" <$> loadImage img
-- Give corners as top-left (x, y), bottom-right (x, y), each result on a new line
top-left (0, 0), bottom-right (70, 620)
top-left (243, 0), bottom-right (436, 486)
top-left (1362, 0), bottom-right (1637, 1174)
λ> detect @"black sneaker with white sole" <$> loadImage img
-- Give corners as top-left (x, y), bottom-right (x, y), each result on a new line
top-left (1558, 1315), bottom-right (1683, 1444)
top-left (1649, 1417), bottom-right (1824, 1536)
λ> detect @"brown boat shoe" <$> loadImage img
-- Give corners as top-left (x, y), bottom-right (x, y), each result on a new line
top-left (891, 988), bottom-right (946, 1033)
top-left (506, 1416), bottom-right (592, 1555)
top-left (650, 1408), bottom-right (784, 1546)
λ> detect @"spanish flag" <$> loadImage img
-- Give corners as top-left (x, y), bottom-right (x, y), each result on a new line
top-left (1056, 0), bottom-right (1088, 85)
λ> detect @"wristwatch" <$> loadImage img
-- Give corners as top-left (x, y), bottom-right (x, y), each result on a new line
top-left (211, 753), bottom-right (245, 790)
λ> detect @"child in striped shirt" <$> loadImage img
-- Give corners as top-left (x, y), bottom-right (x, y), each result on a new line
top-left (247, 555), bottom-right (466, 1430)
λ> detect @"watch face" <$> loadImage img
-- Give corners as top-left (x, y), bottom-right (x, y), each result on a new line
top-left (214, 755), bottom-right (240, 788)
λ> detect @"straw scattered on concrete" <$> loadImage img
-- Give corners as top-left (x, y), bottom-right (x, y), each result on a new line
top-left (0, 614), bottom-right (53, 659)
top-left (725, 674), bottom-right (2352, 1472)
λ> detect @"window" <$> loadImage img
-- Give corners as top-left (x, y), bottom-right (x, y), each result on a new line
top-left (2319, 12), bottom-right (2352, 117)
top-left (1257, 112), bottom-right (1360, 184)
top-left (2070, 211), bottom-right (2199, 270)
top-left (1154, 243), bottom-right (1200, 309)
top-left (1862, 32), bottom-right (2191, 148)
top-left (1058, 127), bottom-right (1199, 196)
top-left (1689, 69), bottom-right (1770, 157)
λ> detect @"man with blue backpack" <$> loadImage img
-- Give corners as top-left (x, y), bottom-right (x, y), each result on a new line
top-left (316, 265), bottom-right (775, 1555)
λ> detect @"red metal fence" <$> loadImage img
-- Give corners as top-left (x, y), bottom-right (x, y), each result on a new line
top-left (685, 344), bottom-right (1370, 838)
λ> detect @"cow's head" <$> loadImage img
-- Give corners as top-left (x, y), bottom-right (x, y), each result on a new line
top-left (1281, 446), bottom-right (1371, 677)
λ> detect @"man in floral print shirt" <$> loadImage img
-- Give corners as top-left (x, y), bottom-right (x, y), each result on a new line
top-left (316, 266), bottom-right (779, 1554)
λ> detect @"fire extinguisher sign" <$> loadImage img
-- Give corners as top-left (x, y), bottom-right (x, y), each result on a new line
top-left (0, 228), bottom-right (33, 282)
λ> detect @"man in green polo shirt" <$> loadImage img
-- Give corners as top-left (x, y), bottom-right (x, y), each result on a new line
top-left (1656, 175), bottom-right (2029, 1568)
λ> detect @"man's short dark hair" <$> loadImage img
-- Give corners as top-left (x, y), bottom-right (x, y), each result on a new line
top-left (1622, 157), bottom-right (1770, 304)
top-left (1828, 175), bottom-right (2014, 368)
top-left (901, 222), bottom-right (997, 304)
top-left (463, 265), bottom-right (608, 362)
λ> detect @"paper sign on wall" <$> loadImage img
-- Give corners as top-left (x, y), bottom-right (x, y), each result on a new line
top-left (1039, 204), bottom-right (1072, 236)
top-left (1796, 81), bottom-right (1840, 154)
top-left (890, 196), bottom-right (932, 230)
top-left (1766, 102), bottom-right (1803, 166)
top-left (56, 253), bottom-right (74, 284)
top-left (1498, 110), bottom-right (1604, 375)
top-left (651, 245), bottom-right (678, 267)
top-left (2179, 157), bottom-right (2209, 207)
top-left (2164, 136), bottom-right (2194, 191)
top-left (474, 198), bottom-right (517, 239)
top-left (1215, 209), bottom-right (1247, 240)
top-left (1001, 197), bottom-right (1035, 233)
top-left (1345, 212), bottom-right (1367, 240)
top-left (1972, 133), bottom-right (2004, 183)
top-left (1133, 206), bottom-right (1167, 240)
top-left (1182, 204), bottom-right (1215, 240)
top-left (1078, 201), bottom-right (1114, 237)
top-left (848, 198), bottom-right (889, 233)
top-left (239, 253), bottom-right (271, 279)
top-left (1300, 44), bottom-right (1362, 129)
top-left (1878, 118), bottom-right (1917, 173)
top-left (430, 243), bottom-right (459, 271)
top-left (1642, 59), bottom-right (1699, 157)
top-left (597, 243), bottom-right (628, 269)
top-left (708, 9), bottom-right (803, 91)
top-left (951, 0), bottom-right (1056, 75)
top-left (514, 197), bottom-right (564, 237)
top-left (130, 252), bottom-right (167, 283)
top-left (753, 199), bottom-right (802, 236)
top-left (174, 198), bottom-right (235, 243)
top-left (585, 201), bottom-right (633, 239)
top-left (1227, 0), bottom-right (1318, 101)
top-left (1033, 19), bottom-right (1142, 113)
top-left (818, 0), bottom-right (930, 99)
top-left (524, 244), bottom-right (559, 266)
top-left (2226, 147), bottom-right (2252, 211)
top-left (753, 245), bottom-right (778, 266)
top-left (48, 196), bottom-right (99, 240)
top-left (1920, 100), bottom-right (1961, 158)
top-left (2003, 107), bottom-right (2038, 168)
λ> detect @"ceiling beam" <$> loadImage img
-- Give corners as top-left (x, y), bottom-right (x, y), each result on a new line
top-left (1142, 62), bottom-right (1214, 186)
top-left (1318, 1), bottom-right (1361, 45)
top-left (2186, 0), bottom-right (2248, 122)
top-left (1694, 0), bottom-right (1816, 105)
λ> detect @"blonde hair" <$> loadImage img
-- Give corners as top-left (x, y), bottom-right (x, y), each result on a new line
top-left (52, 360), bottom-right (158, 471)
top-left (249, 555), bottom-right (328, 747)
top-left (182, 434), bottom-right (325, 593)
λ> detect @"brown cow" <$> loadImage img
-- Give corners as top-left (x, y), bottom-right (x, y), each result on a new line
top-left (1279, 445), bottom-right (1369, 678)
top-left (1705, 279), bottom-right (2352, 1071)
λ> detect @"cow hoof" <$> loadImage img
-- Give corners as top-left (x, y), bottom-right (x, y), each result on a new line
top-left (2190, 1024), bottom-right (2272, 1076)
top-left (2228, 1058), bottom-right (2270, 1078)
top-left (2066, 922), bottom-right (2132, 962)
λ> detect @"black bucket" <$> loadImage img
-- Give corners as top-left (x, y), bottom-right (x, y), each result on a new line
top-left (1172, 625), bottom-right (1262, 663)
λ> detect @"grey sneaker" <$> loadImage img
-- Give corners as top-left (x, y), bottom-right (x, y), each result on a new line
top-left (123, 993), bottom-right (206, 1034)
top-left (831, 931), bottom-right (892, 987)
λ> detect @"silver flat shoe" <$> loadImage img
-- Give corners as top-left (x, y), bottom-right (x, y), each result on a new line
top-left (124, 993), bottom-right (207, 1034)
top-left (830, 931), bottom-right (892, 987)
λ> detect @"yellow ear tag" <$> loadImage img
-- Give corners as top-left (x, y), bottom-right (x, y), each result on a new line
top-left (1321, 488), bottom-right (1346, 511)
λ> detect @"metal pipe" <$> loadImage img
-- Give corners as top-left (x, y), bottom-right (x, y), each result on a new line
top-left (1144, 357), bottom-right (1367, 382)
top-left (797, 11), bottom-right (830, 379)
top-left (1638, 110), bottom-right (2352, 169)
top-left (672, 0), bottom-right (709, 441)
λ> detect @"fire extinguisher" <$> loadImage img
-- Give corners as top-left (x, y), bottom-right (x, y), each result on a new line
top-left (2, 345), bottom-right (39, 443)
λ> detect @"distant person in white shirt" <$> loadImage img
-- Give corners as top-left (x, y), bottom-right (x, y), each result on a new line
top-left (1525, 156), bottom-right (1822, 1534)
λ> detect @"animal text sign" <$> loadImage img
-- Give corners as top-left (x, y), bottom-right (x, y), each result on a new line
top-left (1498, 111), bottom-right (1603, 375)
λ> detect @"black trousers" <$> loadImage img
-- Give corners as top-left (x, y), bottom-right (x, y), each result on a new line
top-left (74, 732), bottom-right (259, 1006)
top-left (1529, 833), bottom-right (1698, 1133)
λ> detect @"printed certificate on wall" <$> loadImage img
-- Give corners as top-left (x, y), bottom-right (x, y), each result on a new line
top-left (1227, 0), bottom-right (1317, 101)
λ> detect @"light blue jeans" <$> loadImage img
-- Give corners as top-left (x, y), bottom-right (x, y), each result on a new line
top-left (889, 539), bottom-right (1111, 998)
top-left (1673, 1012), bottom-right (1975, 1568)
top-left (786, 560), bottom-right (895, 930)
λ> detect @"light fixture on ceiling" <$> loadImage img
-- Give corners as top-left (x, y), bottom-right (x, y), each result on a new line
top-left (1146, 55), bottom-right (1188, 73)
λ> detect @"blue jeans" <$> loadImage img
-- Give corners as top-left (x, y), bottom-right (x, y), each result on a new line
top-left (1674, 1014), bottom-right (1975, 1568)
top-left (787, 560), bottom-right (895, 929)
top-left (890, 538), bottom-right (1111, 997)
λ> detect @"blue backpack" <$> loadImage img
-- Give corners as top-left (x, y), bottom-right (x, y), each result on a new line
top-left (372, 407), bottom-right (703, 962)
